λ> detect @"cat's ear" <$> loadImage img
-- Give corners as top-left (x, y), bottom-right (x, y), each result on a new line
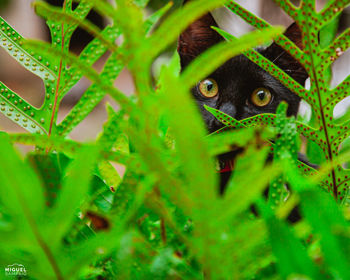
top-left (178, 4), bottom-right (223, 68)
top-left (262, 23), bottom-right (308, 85)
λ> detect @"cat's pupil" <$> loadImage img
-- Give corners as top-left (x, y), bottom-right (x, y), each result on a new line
top-left (205, 81), bottom-right (213, 91)
top-left (257, 90), bottom-right (266, 101)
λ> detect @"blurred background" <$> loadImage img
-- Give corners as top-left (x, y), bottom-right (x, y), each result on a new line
top-left (0, 0), bottom-right (349, 141)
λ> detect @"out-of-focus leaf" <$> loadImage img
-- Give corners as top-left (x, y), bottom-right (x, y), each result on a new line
top-left (144, 1), bottom-right (173, 34)
top-left (286, 164), bottom-right (350, 278)
top-left (260, 202), bottom-right (324, 279)
top-left (0, 134), bottom-right (45, 221)
top-left (27, 153), bottom-right (70, 207)
top-left (220, 146), bottom-right (280, 220)
top-left (47, 145), bottom-right (99, 245)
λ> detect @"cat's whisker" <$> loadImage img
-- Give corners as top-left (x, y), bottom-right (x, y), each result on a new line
top-left (284, 69), bottom-right (307, 74)
top-left (271, 51), bottom-right (286, 63)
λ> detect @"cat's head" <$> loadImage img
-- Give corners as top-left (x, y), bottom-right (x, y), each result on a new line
top-left (177, 9), bottom-right (308, 134)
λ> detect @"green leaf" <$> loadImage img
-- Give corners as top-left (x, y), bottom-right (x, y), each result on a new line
top-left (220, 146), bottom-right (280, 221)
top-left (146, 0), bottom-right (228, 59)
top-left (89, 175), bottom-right (115, 213)
top-left (205, 127), bottom-right (257, 157)
top-left (260, 203), bottom-right (324, 279)
top-left (0, 17), bottom-right (56, 80)
top-left (96, 104), bottom-right (126, 152)
top-left (27, 153), bottom-right (70, 208)
top-left (58, 23), bottom-right (122, 104)
top-left (47, 145), bottom-right (99, 245)
top-left (0, 17), bottom-right (56, 134)
top-left (0, 134), bottom-right (45, 222)
top-left (97, 161), bottom-right (122, 193)
top-left (144, 2), bottom-right (173, 34)
top-left (268, 103), bottom-right (298, 207)
top-left (320, 15), bottom-right (340, 48)
top-left (160, 63), bottom-right (217, 208)
top-left (134, 0), bottom-right (150, 8)
top-left (58, 49), bottom-right (124, 136)
top-left (23, 40), bottom-right (131, 109)
top-left (33, 1), bottom-right (117, 53)
top-left (8, 133), bottom-right (129, 165)
top-left (299, 187), bottom-right (350, 278)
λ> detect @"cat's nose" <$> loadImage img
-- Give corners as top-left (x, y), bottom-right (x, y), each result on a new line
top-left (218, 103), bottom-right (237, 119)
top-left (210, 103), bottom-right (237, 131)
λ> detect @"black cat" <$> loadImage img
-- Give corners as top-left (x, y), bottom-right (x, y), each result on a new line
top-left (177, 8), bottom-right (309, 195)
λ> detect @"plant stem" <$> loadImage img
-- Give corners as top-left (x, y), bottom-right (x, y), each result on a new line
top-left (304, 25), bottom-right (338, 199)
top-left (48, 1), bottom-right (66, 137)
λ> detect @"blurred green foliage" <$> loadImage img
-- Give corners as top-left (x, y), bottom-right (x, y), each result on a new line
top-left (148, 0), bottom-right (183, 10)
top-left (0, 0), bottom-right (349, 279)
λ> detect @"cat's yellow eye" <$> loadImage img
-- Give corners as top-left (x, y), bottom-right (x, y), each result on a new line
top-left (251, 88), bottom-right (272, 107)
top-left (198, 78), bottom-right (219, 98)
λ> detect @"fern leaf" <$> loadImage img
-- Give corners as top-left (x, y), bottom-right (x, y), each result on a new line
top-left (144, 2), bottom-right (173, 34)
top-left (23, 40), bottom-right (131, 109)
top-left (58, 50), bottom-right (124, 136)
top-left (226, 0), bottom-right (350, 202)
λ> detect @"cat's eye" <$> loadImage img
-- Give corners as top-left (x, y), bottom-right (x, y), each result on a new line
top-left (198, 78), bottom-right (219, 98)
top-left (250, 88), bottom-right (272, 107)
